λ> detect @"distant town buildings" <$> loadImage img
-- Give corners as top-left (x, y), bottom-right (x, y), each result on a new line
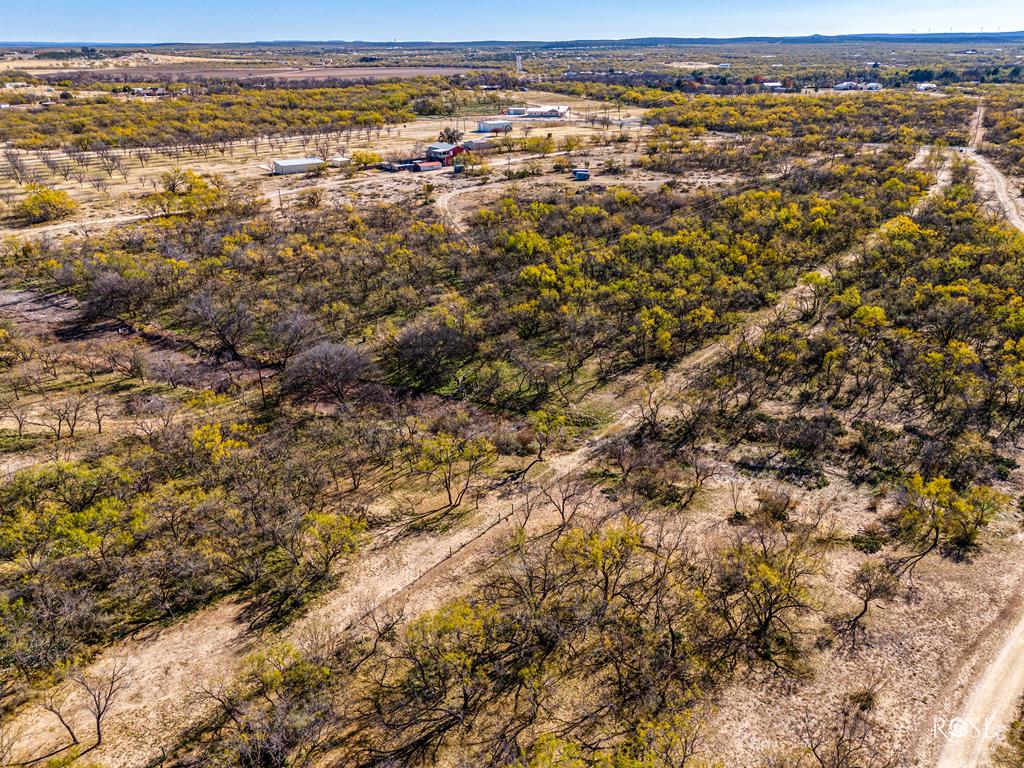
top-left (833, 81), bottom-right (885, 91)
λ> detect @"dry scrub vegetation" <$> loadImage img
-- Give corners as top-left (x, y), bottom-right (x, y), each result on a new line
top-left (0, 64), bottom-right (1023, 768)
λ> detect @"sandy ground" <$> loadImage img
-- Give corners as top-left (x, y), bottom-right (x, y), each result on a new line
top-left (0, 288), bottom-right (79, 329)
top-left (669, 61), bottom-right (716, 69)
top-left (1, 143), bottom-right (954, 768)
top-left (7, 601), bottom-right (251, 766)
top-left (0, 53), bottom-right (246, 74)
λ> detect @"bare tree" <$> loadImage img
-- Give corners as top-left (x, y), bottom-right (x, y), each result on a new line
top-left (95, 145), bottom-right (122, 179)
top-left (41, 686), bottom-right (80, 747)
top-left (73, 659), bottom-right (131, 748)
top-left (0, 397), bottom-right (32, 436)
top-left (88, 394), bottom-right (118, 434)
top-left (313, 134), bottom-right (336, 162)
top-left (2, 150), bottom-right (28, 185)
top-left (37, 393), bottom-right (89, 439)
top-left (833, 561), bottom-right (899, 649)
top-left (796, 693), bottom-right (899, 768)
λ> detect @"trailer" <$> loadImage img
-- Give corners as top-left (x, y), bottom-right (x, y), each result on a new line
top-left (572, 168), bottom-right (591, 181)
top-left (412, 160), bottom-right (443, 172)
top-left (462, 138), bottom-right (494, 151)
top-left (271, 157), bottom-right (325, 175)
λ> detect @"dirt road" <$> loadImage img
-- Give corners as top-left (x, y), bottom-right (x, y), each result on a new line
top-left (933, 146), bottom-right (1024, 768)
top-left (935, 605), bottom-right (1024, 768)
top-left (966, 149), bottom-right (1024, 232)
top-left (970, 103), bottom-right (987, 150)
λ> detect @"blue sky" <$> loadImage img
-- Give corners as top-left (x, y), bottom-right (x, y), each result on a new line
top-left (3, 0), bottom-right (1023, 43)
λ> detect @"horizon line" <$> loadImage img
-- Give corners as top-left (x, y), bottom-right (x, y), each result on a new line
top-left (2, 30), bottom-right (1024, 48)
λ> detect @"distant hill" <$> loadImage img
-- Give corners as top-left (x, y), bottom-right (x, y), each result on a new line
top-left (2, 31), bottom-right (1024, 48)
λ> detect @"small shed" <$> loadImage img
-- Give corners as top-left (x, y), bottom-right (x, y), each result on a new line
top-left (572, 168), bottom-right (590, 181)
top-left (271, 157), bottom-right (325, 175)
top-left (329, 155), bottom-right (350, 167)
top-left (413, 160), bottom-right (443, 172)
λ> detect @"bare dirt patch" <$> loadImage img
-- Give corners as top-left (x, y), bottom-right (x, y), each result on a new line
top-left (0, 289), bottom-right (80, 335)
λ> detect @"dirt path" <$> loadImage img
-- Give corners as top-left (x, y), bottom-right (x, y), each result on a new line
top-left (970, 103), bottom-right (987, 150)
top-left (935, 599), bottom-right (1024, 768)
top-left (7, 601), bottom-right (249, 767)
top-left (0, 212), bottom-right (151, 240)
top-left (4, 146), bottom-right (950, 768)
top-left (932, 147), bottom-right (1024, 768)
top-left (966, 149), bottom-right (1024, 233)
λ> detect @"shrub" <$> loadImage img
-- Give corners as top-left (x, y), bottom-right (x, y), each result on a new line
top-left (14, 185), bottom-right (76, 223)
top-left (351, 150), bottom-right (383, 169)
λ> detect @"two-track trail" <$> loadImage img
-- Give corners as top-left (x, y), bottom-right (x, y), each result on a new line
top-left (933, 105), bottom-right (1024, 768)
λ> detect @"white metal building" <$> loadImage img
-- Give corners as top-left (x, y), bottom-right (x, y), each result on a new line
top-left (271, 157), bottom-right (325, 175)
top-left (477, 119), bottom-right (513, 133)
